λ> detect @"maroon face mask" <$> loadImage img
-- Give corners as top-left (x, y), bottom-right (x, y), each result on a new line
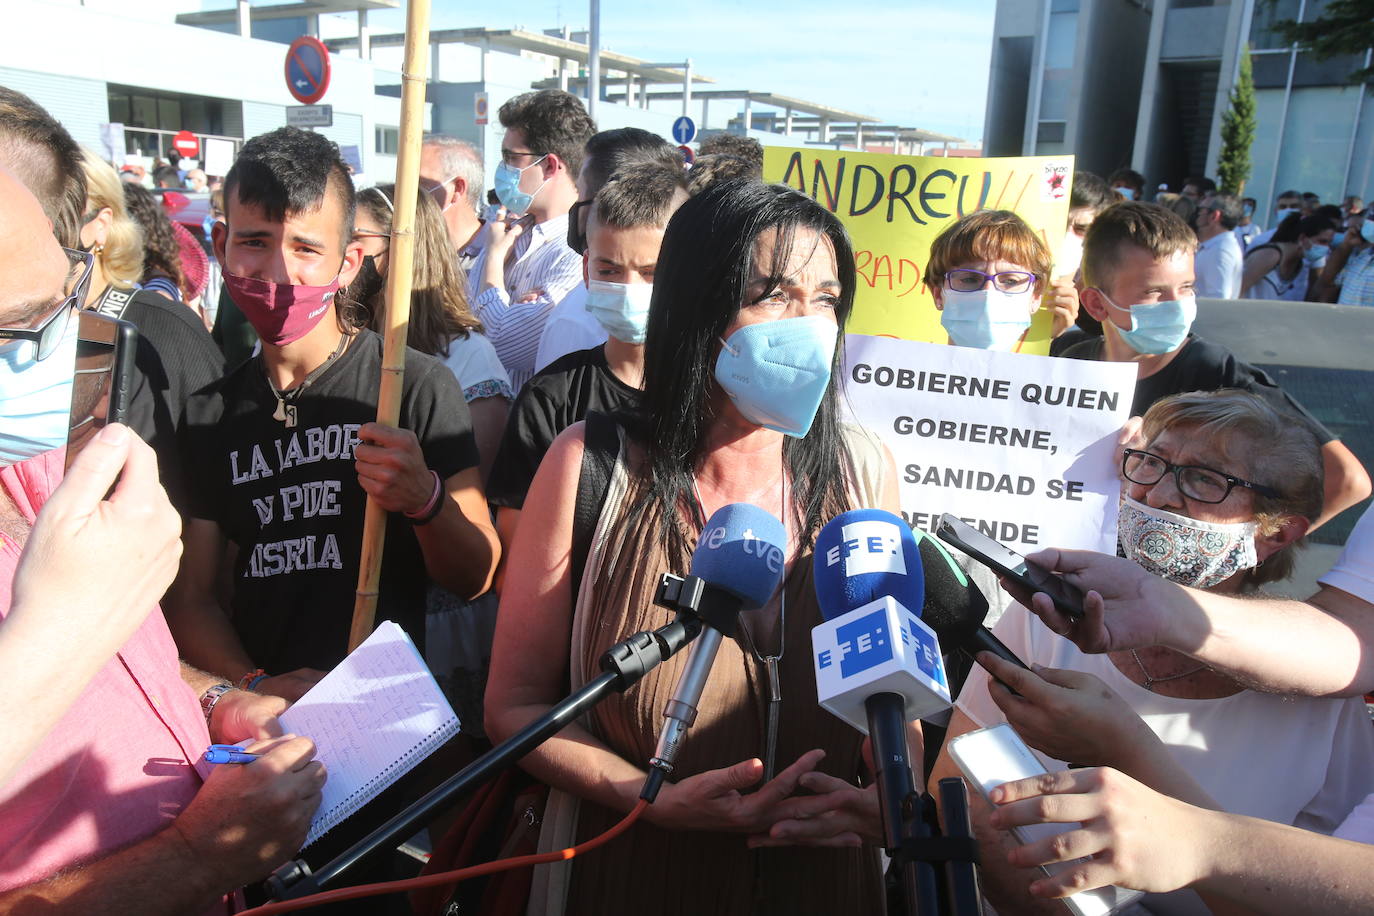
top-left (223, 272), bottom-right (340, 346)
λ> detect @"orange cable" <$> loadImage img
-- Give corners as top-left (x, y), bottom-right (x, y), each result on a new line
top-left (236, 798), bottom-right (649, 916)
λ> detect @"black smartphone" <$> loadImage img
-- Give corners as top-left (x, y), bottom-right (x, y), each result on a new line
top-left (935, 513), bottom-right (1085, 620)
top-left (65, 310), bottom-right (137, 470)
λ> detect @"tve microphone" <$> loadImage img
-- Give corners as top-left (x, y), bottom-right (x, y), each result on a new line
top-left (643, 503), bottom-right (785, 800)
top-left (912, 528), bottom-right (1029, 672)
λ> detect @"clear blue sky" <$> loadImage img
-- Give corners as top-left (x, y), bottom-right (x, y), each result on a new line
top-left (347, 0), bottom-right (997, 142)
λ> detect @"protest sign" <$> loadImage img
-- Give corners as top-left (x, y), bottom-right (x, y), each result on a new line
top-left (841, 335), bottom-right (1135, 555)
top-left (763, 147), bottom-right (1073, 354)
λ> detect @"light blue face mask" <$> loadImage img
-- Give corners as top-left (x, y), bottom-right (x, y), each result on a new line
top-left (1113, 186), bottom-right (1137, 200)
top-left (940, 287), bottom-right (1034, 351)
top-left (584, 279), bottom-right (654, 344)
top-left (1304, 243), bottom-right (1330, 264)
top-left (0, 306), bottom-right (79, 467)
top-left (715, 315), bottom-right (838, 438)
top-left (1099, 290), bottom-right (1196, 355)
top-left (493, 156), bottom-right (548, 216)
top-left (1362, 219), bottom-right (1374, 244)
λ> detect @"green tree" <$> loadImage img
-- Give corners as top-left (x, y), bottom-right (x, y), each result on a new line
top-left (1273, 0), bottom-right (1374, 82)
top-left (1217, 47), bottom-right (1256, 196)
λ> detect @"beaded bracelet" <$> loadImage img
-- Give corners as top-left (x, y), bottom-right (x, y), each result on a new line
top-left (404, 470), bottom-right (444, 525)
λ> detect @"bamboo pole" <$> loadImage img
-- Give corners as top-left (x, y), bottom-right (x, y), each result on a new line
top-left (349, 0), bottom-right (432, 651)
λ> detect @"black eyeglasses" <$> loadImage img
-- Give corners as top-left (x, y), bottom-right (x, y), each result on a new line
top-left (1122, 448), bottom-right (1282, 504)
top-left (0, 248), bottom-right (94, 361)
top-left (945, 268), bottom-right (1036, 294)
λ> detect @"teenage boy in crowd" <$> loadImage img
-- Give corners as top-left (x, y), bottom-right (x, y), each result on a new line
top-left (1063, 201), bottom-right (1370, 529)
top-left (534, 127), bottom-right (684, 372)
top-left (468, 89), bottom-right (596, 392)
top-left (488, 162), bottom-right (690, 571)
top-left (1047, 171), bottom-right (1115, 354)
top-left (0, 167), bottom-right (321, 916)
top-left (165, 128), bottom-right (499, 700)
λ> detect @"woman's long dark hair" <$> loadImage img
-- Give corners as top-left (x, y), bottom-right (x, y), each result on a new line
top-left (634, 180), bottom-right (857, 559)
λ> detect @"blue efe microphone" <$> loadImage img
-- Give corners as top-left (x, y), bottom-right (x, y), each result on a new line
top-left (643, 503), bottom-right (785, 800)
top-left (811, 509), bottom-right (951, 855)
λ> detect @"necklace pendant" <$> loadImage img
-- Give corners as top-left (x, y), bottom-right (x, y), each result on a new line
top-left (283, 404), bottom-right (298, 429)
top-left (272, 398), bottom-right (288, 424)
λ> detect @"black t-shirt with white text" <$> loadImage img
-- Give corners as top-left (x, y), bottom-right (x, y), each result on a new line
top-left (178, 330), bottom-right (478, 672)
top-left (486, 344), bottom-right (638, 509)
top-left (1061, 333), bottom-right (1334, 442)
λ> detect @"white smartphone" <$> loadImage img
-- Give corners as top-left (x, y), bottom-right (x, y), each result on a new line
top-left (948, 725), bottom-right (1143, 916)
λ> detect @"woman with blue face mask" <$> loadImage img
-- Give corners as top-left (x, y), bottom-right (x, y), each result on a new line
top-left (485, 180), bottom-right (903, 916)
top-left (924, 210), bottom-right (1053, 353)
top-left (1241, 213), bottom-right (1337, 301)
top-left (931, 389), bottom-right (1374, 915)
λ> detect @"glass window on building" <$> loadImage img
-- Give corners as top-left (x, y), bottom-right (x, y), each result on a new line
top-left (1247, 89), bottom-right (1288, 218)
top-left (375, 126), bottom-right (399, 155)
top-left (1273, 86), bottom-right (1364, 206)
top-left (1250, 0), bottom-right (1300, 50)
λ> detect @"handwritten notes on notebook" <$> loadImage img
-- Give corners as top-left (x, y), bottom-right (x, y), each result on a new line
top-left (280, 621), bottom-right (460, 847)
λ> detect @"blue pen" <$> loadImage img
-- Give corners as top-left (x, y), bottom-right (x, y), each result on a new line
top-left (203, 744), bottom-right (260, 765)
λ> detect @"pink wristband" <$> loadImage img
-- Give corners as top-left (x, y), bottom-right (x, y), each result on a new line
top-left (404, 470), bottom-right (443, 522)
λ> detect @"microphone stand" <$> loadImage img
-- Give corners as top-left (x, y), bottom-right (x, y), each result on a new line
top-left (265, 576), bottom-right (704, 901)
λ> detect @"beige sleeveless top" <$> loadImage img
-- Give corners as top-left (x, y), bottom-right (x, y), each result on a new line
top-left (529, 425), bottom-right (889, 916)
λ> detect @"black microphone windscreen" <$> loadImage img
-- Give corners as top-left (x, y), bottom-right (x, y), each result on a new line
top-left (913, 529), bottom-right (990, 651)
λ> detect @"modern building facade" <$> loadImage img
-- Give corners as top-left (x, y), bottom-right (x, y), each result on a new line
top-left (985, 0), bottom-right (1373, 218)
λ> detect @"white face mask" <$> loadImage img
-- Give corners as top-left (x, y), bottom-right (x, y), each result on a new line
top-left (940, 287), bottom-right (1034, 351)
top-left (1118, 494), bottom-right (1259, 589)
top-left (0, 308), bottom-right (80, 467)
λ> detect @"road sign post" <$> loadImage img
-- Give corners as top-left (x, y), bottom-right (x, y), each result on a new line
top-left (284, 36), bottom-right (332, 105)
top-left (672, 115), bottom-right (696, 145)
top-left (286, 105), bottom-right (334, 128)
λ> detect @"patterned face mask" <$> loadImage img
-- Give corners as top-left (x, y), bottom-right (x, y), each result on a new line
top-left (1118, 494), bottom-right (1259, 589)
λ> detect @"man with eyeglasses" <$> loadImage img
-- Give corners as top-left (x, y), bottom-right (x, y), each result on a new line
top-left (0, 168), bottom-right (324, 915)
top-left (1191, 192), bottom-right (1244, 299)
top-left (1062, 201), bottom-right (1369, 530)
top-left (466, 89), bottom-right (595, 392)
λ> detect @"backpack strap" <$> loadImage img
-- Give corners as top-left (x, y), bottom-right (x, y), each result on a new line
top-left (570, 410), bottom-right (620, 601)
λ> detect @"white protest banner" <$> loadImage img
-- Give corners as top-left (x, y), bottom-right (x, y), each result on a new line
top-left (203, 137), bottom-right (236, 177)
top-left (841, 335), bottom-right (1136, 555)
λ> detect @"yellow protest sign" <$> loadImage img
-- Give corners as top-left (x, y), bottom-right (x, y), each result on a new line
top-left (763, 147), bottom-right (1074, 354)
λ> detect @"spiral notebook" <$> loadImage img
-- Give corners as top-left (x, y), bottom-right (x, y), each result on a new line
top-left (279, 621), bottom-right (460, 847)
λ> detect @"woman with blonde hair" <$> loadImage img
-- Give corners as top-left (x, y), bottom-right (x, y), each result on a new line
top-left (76, 148), bottom-right (145, 312)
top-left (75, 148), bottom-right (225, 483)
top-left (348, 183), bottom-right (510, 479)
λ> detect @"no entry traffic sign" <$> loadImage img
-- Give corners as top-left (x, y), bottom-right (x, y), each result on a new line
top-left (172, 130), bottom-right (199, 158)
top-left (285, 36), bottom-right (332, 105)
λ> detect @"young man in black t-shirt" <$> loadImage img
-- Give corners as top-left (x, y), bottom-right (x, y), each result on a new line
top-left (487, 163), bottom-right (689, 571)
top-left (166, 128), bottom-right (500, 699)
top-left (1065, 201), bottom-right (1370, 529)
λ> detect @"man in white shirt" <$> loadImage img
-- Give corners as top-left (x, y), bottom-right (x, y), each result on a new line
top-left (467, 90), bottom-right (595, 392)
top-left (1193, 192), bottom-right (1244, 298)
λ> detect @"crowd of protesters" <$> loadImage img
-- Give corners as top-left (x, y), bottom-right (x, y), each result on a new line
top-left (3, 82), bottom-right (1374, 916)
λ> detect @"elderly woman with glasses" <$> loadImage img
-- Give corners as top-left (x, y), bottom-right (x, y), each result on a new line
top-left (929, 389), bottom-right (1374, 916)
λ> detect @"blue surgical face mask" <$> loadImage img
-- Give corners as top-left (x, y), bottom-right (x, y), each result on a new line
top-left (1362, 219), bottom-right (1374, 244)
top-left (940, 287), bottom-right (1034, 351)
top-left (0, 306), bottom-right (79, 467)
top-left (493, 156), bottom-right (548, 216)
top-left (1099, 290), bottom-right (1196, 355)
top-left (715, 315), bottom-right (838, 438)
top-left (1113, 186), bottom-right (1137, 200)
top-left (1304, 243), bottom-right (1330, 264)
top-left (585, 279), bottom-right (654, 344)
top-left (1275, 207), bottom-right (1299, 223)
